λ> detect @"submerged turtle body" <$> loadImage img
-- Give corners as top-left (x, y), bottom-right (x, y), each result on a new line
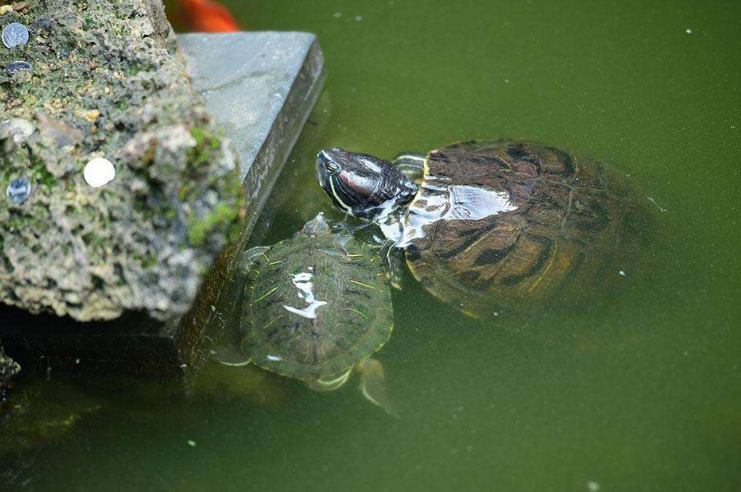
top-left (219, 214), bottom-right (396, 414)
top-left (316, 140), bottom-right (647, 317)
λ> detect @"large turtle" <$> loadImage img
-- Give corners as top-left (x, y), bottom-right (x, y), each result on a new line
top-left (316, 140), bottom-right (647, 317)
top-left (216, 213), bottom-right (396, 415)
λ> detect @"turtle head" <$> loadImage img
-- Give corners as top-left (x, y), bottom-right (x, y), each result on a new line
top-left (301, 212), bottom-right (331, 236)
top-left (316, 148), bottom-right (417, 221)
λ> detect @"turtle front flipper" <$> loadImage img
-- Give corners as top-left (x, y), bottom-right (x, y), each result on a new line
top-left (392, 152), bottom-right (425, 183)
top-left (357, 358), bottom-right (399, 418)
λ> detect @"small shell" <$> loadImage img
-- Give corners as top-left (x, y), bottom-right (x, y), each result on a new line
top-left (1, 117), bottom-right (36, 143)
top-left (84, 158), bottom-right (116, 188)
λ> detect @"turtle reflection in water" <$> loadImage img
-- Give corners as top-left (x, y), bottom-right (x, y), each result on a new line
top-left (317, 140), bottom-right (648, 317)
top-left (217, 214), bottom-right (396, 416)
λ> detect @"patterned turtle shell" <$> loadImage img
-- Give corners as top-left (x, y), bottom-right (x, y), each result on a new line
top-left (242, 231), bottom-right (393, 381)
top-left (403, 140), bottom-right (647, 317)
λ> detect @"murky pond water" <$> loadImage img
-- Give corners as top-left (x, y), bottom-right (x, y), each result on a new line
top-left (2, 0), bottom-right (740, 490)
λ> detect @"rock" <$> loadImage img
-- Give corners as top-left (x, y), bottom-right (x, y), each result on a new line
top-left (0, 0), bottom-right (244, 323)
top-left (0, 25), bottom-right (325, 377)
top-left (0, 340), bottom-right (20, 406)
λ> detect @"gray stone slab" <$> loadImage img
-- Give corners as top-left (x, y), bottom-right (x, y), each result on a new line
top-left (179, 32), bottom-right (318, 182)
top-left (178, 32), bottom-right (326, 240)
top-left (2, 32), bottom-right (325, 378)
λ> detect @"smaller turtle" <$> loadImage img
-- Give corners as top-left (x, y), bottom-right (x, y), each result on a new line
top-left (216, 214), bottom-right (397, 416)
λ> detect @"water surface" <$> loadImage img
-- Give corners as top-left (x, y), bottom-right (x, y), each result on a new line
top-left (3, 0), bottom-right (740, 490)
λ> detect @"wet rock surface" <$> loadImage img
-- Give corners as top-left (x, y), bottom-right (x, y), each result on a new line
top-left (0, 339), bottom-right (20, 404)
top-left (0, 0), bottom-right (244, 323)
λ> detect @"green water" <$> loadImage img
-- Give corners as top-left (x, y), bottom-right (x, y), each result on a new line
top-left (3, 0), bottom-right (741, 490)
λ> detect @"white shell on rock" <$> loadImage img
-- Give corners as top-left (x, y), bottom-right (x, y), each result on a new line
top-left (84, 158), bottom-right (116, 188)
top-left (1, 118), bottom-right (36, 143)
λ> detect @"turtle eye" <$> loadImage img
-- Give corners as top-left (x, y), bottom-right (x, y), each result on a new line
top-left (324, 160), bottom-right (341, 174)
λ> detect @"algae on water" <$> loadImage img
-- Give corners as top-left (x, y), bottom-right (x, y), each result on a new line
top-left (0, 0), bottom-right (244, 322)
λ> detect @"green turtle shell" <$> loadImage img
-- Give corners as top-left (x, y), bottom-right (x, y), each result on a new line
top-left (404, 140), bottom-right (648, 317)
top-left (242, 232), bottom-right (393, 381)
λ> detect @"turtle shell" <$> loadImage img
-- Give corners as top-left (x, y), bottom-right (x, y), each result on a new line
top-left (404, 140), bottom-right (648, 317)
top-left (242, 232), bottom-right (393, 381)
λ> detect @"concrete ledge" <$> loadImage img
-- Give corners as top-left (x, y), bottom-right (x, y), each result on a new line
top-left (2, 32), bottom-right (325, 378)
top-left (178, 32), bottom-right (326, 242)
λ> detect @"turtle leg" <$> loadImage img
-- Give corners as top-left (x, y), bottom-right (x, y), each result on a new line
top-left (224, 245), bottom-right (273, 303)
top-left (357, 358), bottom-right (399, 418)
top-left (381, 240), bottom-right (404, 290)
top-left (213, 346), bottom-right (251, 367)
top-left (392, 152), bottom-right (425, 183)
top-left (212, 246), bottom-right (271, 367)
top-left (240, 246), bottom-right (271, 275)
top-left (308, 367), bottom-right (353, 392)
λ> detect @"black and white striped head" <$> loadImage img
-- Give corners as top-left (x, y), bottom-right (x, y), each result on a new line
top-left (316, 148), bottom-right (416, 220)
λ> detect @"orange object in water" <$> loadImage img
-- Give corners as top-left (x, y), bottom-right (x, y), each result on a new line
top-left (178, 0), bottom-right (240, 32)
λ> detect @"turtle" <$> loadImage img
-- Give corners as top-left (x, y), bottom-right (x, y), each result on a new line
top-left (215, 213), bottom-right (397, 415)
top-left (316, 140), bottom-right (647, 317)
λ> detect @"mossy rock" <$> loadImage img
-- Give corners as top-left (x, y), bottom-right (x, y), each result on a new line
top-left (0, 0), bottom-right (244, 322)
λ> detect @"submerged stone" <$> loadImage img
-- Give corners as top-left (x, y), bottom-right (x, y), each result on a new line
top-left (0, 379), bottom-right (103, 455)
